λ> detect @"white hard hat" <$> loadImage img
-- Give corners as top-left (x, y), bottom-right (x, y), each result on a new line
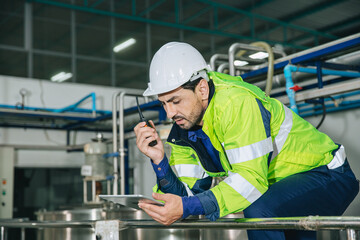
top-left (143, 42), bottom-right (211, 96)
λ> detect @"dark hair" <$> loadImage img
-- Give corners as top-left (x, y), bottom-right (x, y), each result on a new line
top-left (181, 78), bottom-right (202, 92)
top-left (181, 78), bottom-right (214, 92)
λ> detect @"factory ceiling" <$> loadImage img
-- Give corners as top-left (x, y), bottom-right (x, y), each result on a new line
top-left (0, 0), bottom-right (359, 90)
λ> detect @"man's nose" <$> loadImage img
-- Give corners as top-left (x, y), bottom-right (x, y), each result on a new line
top-left (166, 104), bottom-right (176, 119)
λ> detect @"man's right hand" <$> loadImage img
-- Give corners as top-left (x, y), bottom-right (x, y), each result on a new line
top-left (134, 120), bottom-right (164, 164)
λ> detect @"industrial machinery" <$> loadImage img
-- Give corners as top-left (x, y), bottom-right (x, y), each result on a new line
top-left (82, 133), bottom-right (113, 204)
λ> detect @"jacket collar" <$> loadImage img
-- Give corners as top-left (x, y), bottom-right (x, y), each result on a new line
top-left (167, 79), bottom-right (215, 143)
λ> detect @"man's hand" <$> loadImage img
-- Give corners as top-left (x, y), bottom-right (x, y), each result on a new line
top-left (134, 120), bottom-right (164, 164)
top-left (138, 192), bottom-right (183, 226)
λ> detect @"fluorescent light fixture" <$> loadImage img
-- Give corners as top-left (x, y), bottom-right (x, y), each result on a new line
top-left (234, 60), bottom-right (249, 67)
top-left (51, 72), bottom-right (73, 82)
top-left (113, 38), bottom-right (136, 52)
top-left (249, 52), bottom-right (269, 59)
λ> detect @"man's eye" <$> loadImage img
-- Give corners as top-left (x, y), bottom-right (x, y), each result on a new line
top-left (173, 101), bottom-right (180, 104)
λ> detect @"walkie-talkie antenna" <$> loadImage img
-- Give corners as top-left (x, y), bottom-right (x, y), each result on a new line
top-left (135, 96), bottom-right (158, 147)
top-left (136, 97), bottom-right (145, 121)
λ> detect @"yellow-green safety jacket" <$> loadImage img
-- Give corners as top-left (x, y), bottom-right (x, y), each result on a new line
top-left (157, 71), bottom-right (345, 219)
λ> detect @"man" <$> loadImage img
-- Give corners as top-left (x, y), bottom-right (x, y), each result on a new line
top-left (134, 42), bottom-right (359, 240)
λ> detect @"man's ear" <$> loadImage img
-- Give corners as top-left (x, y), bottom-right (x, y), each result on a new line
top-left (197, 79), bottom-right (209, 101)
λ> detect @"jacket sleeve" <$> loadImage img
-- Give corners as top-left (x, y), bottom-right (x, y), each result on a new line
top-left (153, 151), bottom-right (212, 197)
top-left (208, 94), bottom-right (272, 218)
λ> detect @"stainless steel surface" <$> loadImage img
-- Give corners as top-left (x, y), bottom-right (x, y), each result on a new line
top-left (2, 211), bottom-right (360, 240)
top-left (124, 216), bottom-right (360, 230)
top-left (34, 207), bottom-right (204, 240)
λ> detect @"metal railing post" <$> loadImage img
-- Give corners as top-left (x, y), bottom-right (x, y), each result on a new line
top-left (347, 229), bottom-right (358, 240)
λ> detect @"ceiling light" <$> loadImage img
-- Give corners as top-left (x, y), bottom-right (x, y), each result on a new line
top-left (249, 52), bottom-right (268, 59)
top-left (51, 72), bottom-right (73, 82)
top-left (234, 60), bottom-right (249, 67)
top-left (113, 38), bottom-right (136, 53)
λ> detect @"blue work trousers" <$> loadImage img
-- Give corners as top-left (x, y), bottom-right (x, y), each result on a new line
top-left (244, 160), bottom-right (359, 240)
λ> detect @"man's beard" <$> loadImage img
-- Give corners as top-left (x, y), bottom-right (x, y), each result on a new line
top-left (173, 107), bottom-right (205, 130)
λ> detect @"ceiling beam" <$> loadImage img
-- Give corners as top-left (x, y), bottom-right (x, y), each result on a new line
top-left (220, 0), bottom-right (275, 31)
top-left (257, 0), bottom-right (345, 38)
top-left (31, 0), bottom-right (309, 50)
top-left (195, 0), bottom-right (337, 40)
top-left (321, 14), bottom-right (360, 33)
top-left (289, 14), bottom-right (360, 45)
top-left (138, 0), bottom-right (167, 17)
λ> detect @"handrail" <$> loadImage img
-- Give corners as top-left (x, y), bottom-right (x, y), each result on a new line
top-left (1, 216), bottom-right (359, 240)
top-left (112, 92), bottom-right (148, 195)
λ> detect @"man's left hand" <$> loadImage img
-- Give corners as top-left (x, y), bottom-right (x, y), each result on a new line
top-left (138, 192), bottom-right (183, 226)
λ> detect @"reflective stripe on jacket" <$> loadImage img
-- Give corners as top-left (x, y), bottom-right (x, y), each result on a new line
top-left (164, 71), bottom-right (340, 218)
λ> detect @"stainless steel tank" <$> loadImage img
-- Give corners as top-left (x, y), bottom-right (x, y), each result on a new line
top-left (35, 207), bottom-right (247, 240)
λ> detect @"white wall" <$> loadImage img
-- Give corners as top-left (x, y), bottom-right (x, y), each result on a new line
top-left (0, 75), bottom-right (147, 168)
top-left (305, 108), bottom-right (360, 216)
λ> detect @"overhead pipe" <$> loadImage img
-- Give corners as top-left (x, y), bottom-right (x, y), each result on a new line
top-left (210, 53), bottom-right (265, 71)
top-left (248, 42), bottom-right (274, 96)
top-left (230, 42), bottom-right (275, 96)
top-left (284, 65), bottom-right (360, 114)
top-left (228, 43), bottom-right (268, 76)
top-left (210, 53), bottom-right (228, 70)
top-left (217, 63), bottom-right (259, 75)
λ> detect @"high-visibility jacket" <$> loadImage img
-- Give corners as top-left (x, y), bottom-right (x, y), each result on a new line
top-left (162, 71), bottom-right (343, 218)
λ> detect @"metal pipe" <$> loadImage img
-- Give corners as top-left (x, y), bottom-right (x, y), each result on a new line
top-left (0, 226), bottom-right (5, 240)
top-left (249, 42), bottom-right (274, 96)
top-left (347, 229), bottom-right (358, 240)
top-left (210, 53), bottom-right (228, 70)
top-left (0, 144), bottom-right (84, 151)
top-left (83, 179), bottom-right (87, 203)
top-left (0, 221), bottom-right (94, 229)
top-left (1, 216), bottom-right (360, 233)
top-left (112, 92), bottom-right (120, 195)
top-left (118, 92), bottom-right (126, 195)
top-left (228, 43), bottom-right (285, 77)
top-left (284, 65), bottom-right (360, 113)
top-left (112, 91), bottom-right (149, 195)
top-left (92, 179), bottom-right (96, 202)
top-left (228, 43), bottom-right (267, 76)
top-left (217, 62), bottom-right (229, 73)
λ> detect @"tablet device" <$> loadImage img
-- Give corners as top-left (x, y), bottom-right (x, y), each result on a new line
top-left (99, 194), bottom-right (164, 210)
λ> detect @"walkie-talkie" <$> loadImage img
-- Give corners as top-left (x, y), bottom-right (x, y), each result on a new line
top-left (136, 97), bottom-right (158, 147)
